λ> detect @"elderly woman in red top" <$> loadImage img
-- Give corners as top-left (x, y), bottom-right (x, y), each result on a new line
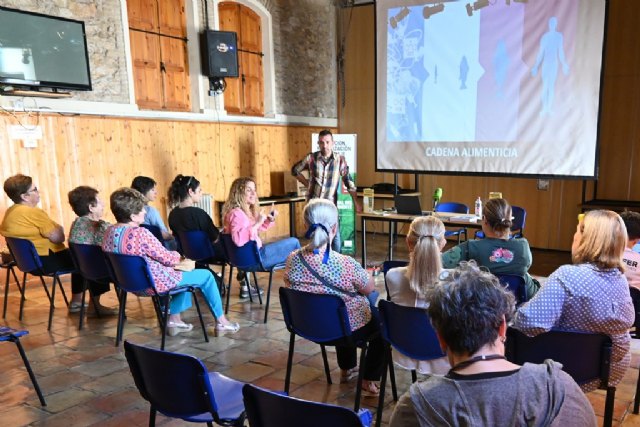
top-left (101, 188), bottom-right (239, 336)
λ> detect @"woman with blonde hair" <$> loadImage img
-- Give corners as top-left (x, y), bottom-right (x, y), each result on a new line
top-left (222, 177), bottom-right (300, 290)
top-left (513, 210), bottom-right (634, 392)
top-left (385, 216), bottom-right (450, 374)
top-left (442, 198), bottom-right (539, 299)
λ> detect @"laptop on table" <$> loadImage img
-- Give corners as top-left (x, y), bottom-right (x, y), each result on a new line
top-left (394, 195), bottom-right (431, 216)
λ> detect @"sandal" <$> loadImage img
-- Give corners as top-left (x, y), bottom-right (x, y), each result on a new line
top-left (361, 381), bottom-right (380, 398)
top-left (167, 321), bottom-right (193, 337)
top-left (214, 322), bottom-right (240, 333)
top-left (340, 367), bottom-right (359, 383)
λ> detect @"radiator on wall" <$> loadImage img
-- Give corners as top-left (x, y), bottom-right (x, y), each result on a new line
top-left (166, 193), bottom-right (214, 219)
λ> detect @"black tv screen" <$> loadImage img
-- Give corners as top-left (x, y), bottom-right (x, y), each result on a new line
top-left (0, 6), bottom-right (92, 91)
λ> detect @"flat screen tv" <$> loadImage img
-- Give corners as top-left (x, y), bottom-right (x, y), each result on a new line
top-left (0, 6), bottom-right (92, 92)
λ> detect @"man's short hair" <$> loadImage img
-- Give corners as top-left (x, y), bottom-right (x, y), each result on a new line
top-left (318, 129), bottom-right (333, 139)
top-left (621, 211), bottom-right (640, 240)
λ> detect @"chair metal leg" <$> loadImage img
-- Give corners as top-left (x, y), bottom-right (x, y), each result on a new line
top-left (149, 406), bottom-right (156, 427)
top-left (603, 387), bottom-right (615, 427)
top-left (13, 336), bottom-right (46, 406)
top-left (263, 271), bottom-right (275, 324)
top-left (411, 369), bottom-right (418, 383)
top-left (634, 368), bottom-right (640, 414)
top-left (78, 279), bottom-right (88, 331)
top-left (354, 342), bottom-right (369, 412)
top-left (160, 295), bottom-right (170, 350)
top-left (375, 346), bottom-right (390, 427)
top-left (115, 292), bottom-right (128, 347)
top-left (46, 276), bottom-right (57, 331)
top-left (18, 272), bottom-right (27, 321)
top-left (225, 266), bottom-right (234, 314)
top-left (191, 288), bottom-right (209, 343)
top-left (387, 349), bottom-right (398, 401)
top-left (55, 275), bottom-right (69, 307)
top-left (284, 332), bottom-right (296, 394)
top-left (320, 344), bottom-right (332, 384)
top-left (0, 265), bottom-right (19, 318)
top-left (252, 272), bottom-right (263, 305)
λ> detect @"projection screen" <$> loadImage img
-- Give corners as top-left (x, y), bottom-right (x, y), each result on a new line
top-left (376, 0), bottom-right (607, 178)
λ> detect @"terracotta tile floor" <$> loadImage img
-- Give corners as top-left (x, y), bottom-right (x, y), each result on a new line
top-left (0, 233), bottom-right (638, 426)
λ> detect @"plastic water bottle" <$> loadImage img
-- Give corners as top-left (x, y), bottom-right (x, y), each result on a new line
top-left (474, 197), bottom-right (482, 218)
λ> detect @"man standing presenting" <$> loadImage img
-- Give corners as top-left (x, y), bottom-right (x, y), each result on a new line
top-left (292, 130), bottom-right (361, 251)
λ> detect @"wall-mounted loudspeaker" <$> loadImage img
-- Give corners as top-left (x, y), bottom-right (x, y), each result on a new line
top-left (201, 30), bottom-right (239, 78)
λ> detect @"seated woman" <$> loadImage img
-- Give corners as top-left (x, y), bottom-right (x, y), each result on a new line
top-left (284, 198), bottom-right (383, 396)
top-left (441, 198), bottom-right (539, 299)
top-left (101, 187), bottom-right (239, 335)
top-left (513, 209), bottom-right (634, 392)
top-left (385, 216), bottom-right (450, 374)
top-left (167, 174), bottom-right (222, 255)
top-left (390, 262), bottom-right (596, 427)
top-left (0, 174), bottom-right (107, 313)
top-left (67, 185), bottom-right (117, 315)
top-left (222, 177), bottom-right (300, 296)
top-left (131, 176), bottom-right (176, 249)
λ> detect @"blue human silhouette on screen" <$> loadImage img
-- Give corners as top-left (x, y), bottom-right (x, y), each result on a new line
top-left (531, 17), bottom-right (570, 116)
top-left (493, 40), bottom-right (509, 98)
top-left (459, 55), bottom-right (468, 90)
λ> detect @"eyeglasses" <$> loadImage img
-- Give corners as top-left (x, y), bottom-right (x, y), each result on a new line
top-left (24, 187), bottom-right (38, 194)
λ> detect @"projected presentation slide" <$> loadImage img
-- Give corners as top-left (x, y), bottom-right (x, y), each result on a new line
top-left (376, 0), bottom-right (607, 177)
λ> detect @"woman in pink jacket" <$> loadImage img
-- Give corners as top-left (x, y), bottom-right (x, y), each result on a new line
top-left (222, 177), bottom-right (300, 271)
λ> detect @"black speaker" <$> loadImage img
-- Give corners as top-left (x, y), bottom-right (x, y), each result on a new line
top-left (201, 30), bottom-right (239, 78)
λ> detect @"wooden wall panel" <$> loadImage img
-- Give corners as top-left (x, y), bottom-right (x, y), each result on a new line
top-left (340, 3), bottom-right (640, 251)
top-left (0, 115), bottom-right (330, 247)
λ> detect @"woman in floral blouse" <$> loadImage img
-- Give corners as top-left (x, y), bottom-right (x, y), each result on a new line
top-left (284, 198), bottom-right (383, 396)
top-left (68, 185), bottom-right (116, 315)
top-left (102, 188), bottom-right (239, 336)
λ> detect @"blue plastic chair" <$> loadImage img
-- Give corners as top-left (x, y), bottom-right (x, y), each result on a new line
top-left (0, 326), bottom-right (46, 406)
top-left (5, 237), bottom-right (72, 330)
top-left (475, 205), bottom-right (527, 239)
top-left (104, 252), bottom-right (208, 350)
top-left (221, 234), bottom-right (285, 324)
top-left (505, 327), bottom-right (615, 427)
top-left (175, 231), bottom-right (228, 295)
top-left (375, 300), bottom-right (446, 427)
top-left (242, 383), bottom-right (372, 427)
top-left (434, 202), bottom-right (469, 243)
top-left (124, 340), bottom-right (246, 426)
top-left (279, 287), bottom-right (377, 412)
top-left (1, 257), bottom-right (21, 319)
top-left (141, 224), bottom-right (164, 244)
top-left (496, 274), bottom-right (528, 305)
top-left (382, 260), bottom-right (408, 301)
top-left (68, 242), bottom-right (116, 330)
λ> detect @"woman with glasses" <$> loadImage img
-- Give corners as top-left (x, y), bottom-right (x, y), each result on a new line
top-left (0, 174), bottom-right (107, 313)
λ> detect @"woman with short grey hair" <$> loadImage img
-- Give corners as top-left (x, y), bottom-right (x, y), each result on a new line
top-left (284, 198), bottom-right (384, 396)
top-left (389, 262), bottom-right (596, 427)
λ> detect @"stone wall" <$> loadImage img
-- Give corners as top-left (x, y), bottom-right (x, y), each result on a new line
top-left (0, 0), bottom-right (129, 103)
top-left (271, 0), bottom-right (337, 118)
top-left (0, 0), bottom-right (337, 117)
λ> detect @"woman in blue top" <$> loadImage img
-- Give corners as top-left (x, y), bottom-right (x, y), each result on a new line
top-left (131, 176), bottom-right (176, 250)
